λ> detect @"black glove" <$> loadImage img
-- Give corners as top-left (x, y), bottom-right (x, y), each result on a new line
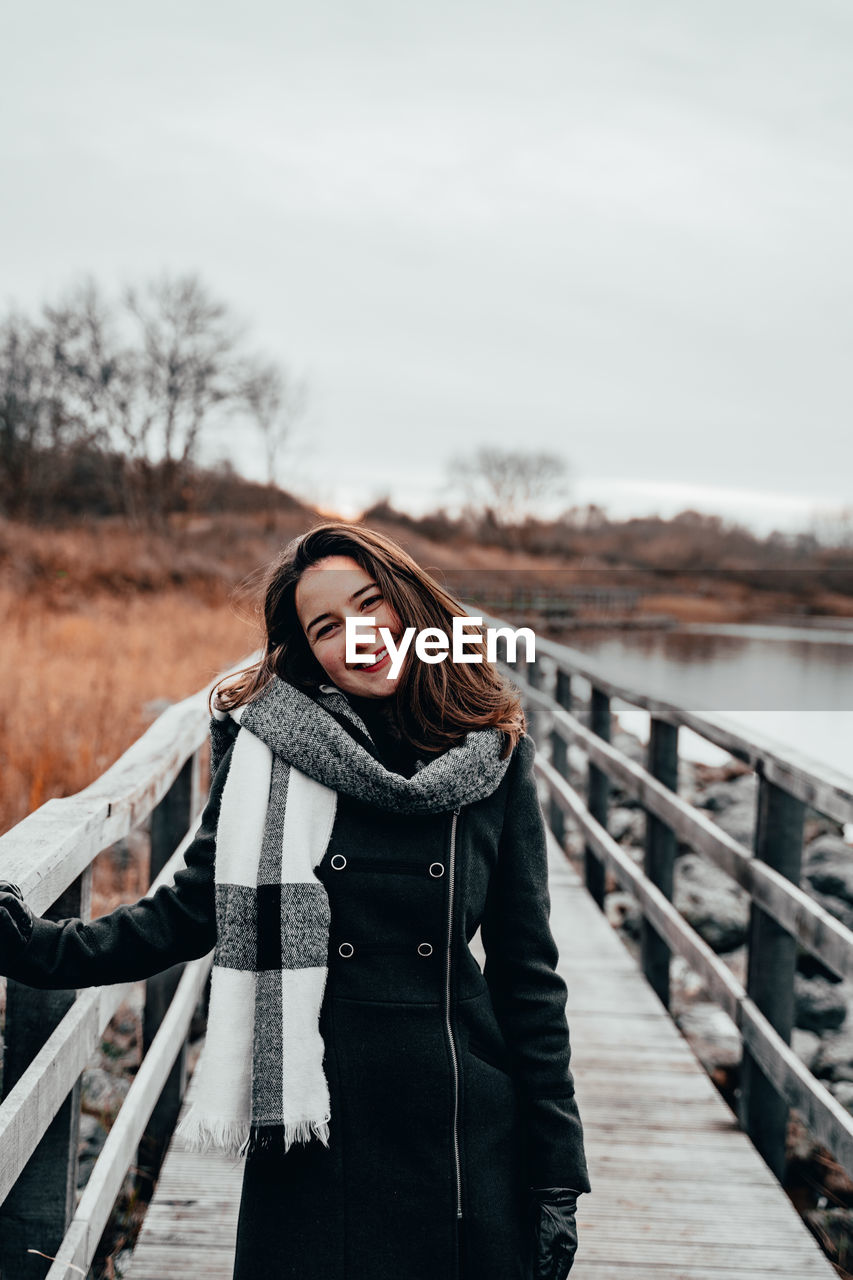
top-left (0, 881), bottom-right (35, 957)
top-left (530, 1186), bottom-right (582, 1280)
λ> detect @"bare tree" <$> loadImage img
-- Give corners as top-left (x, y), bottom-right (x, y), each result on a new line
top-left (240, 358), bottom-right (307, 487)
top-left (121, 273), bottom-right (242, 517)
top-left (41, 278), bottom-right (117, 450)
top-left (0, 271), bottom-right (303, 524)
top-left (0, 312), bottom-right (52, 516)
top-left (448, 447), bottom-right (571, 527)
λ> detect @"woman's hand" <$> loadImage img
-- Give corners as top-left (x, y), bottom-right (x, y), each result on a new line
top-left (0, 881), bottom-right (34, 956)
top-left (530, 1186), bottom-right (581, 1279)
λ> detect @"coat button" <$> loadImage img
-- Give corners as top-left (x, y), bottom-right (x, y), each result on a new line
top-left (331, 854), bottom-right (347, 870)
top-left (417, 942), bottom-right (433, 957)
top-left (338, 942), bottom-right (355, 958)
top-left (429, 862), bottom-right (444, 878)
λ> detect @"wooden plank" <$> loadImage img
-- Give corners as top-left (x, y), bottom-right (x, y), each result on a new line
top-left (539, 755), bottom-right (853, 1180)
top-left (44, 955), bottom-right (212, 1280)
top-left (642, 717), bottom-right (679, 1008)
top-left (498, 620), bottom-right (853, 824)
top-left (540, 689), bottom-right (853, 985)
top-left (0, 872), bottom-right (92, 1280)
top-left (548, 668), bottom-right (572, 843)
top-left (543, 831), bottom-right (837, 1280)
top-left (125, 1070), bottom-right (243, 1280)
top-left (585, 684), bottom-right (611, 906)
top-left (142, 749), bottom-right (201, 1165)
top-left (572, 1269), bottom-right (829, 1280)
top-left (739, 778), bottom-right (805, 1179)
top-left (0, 700), bottom-right (208, 914)
top-left (0, 819), bottom-right (205, 1197)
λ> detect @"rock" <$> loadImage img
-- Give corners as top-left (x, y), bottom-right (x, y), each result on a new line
top-left (795, 973), bottom-right (848, 1033)
top-left (81, 1066), bottom-right (130, 1121)
top-left (674, 1002), bottom-right (741, 1071)
top-left (812, 1025), bottom-right (853, 1082)
top-left (792, 1028), bottom-right (823, 1072)
top-left (694, 773), bottom-right (757, 846)
top-left (112, 1012), bottom-right (138, 1038)
top-left (610, 729), bottom-right (646, 767)
top-left (787, 1109), bottom-right (822, 1164)
top-left (674, 853), bottom-right (750, 952)
top-left (802, 1207), bottom-right (853, 1265)
top-left (77, 1111), bottom-right (108, 1189)
top-left (609, 807), bottom-right (645, 845)
top-left (696, 772), bottom-right (757, 814)
top-left (715, 801), bottom-right (756, 845)
top-left (605, 891), bottom-right (642, 939)
top-left (804, 814), bottom-right (846, 845)
top-left (803, 834), bottom-right (853, 903)
top-left (677, 759), bottom-right (703, 808)
top-left (671, 955), bottom-right (706, 1000)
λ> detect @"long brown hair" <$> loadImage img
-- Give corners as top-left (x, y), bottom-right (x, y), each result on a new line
top-left (211, 522), bottom-right (525, 758)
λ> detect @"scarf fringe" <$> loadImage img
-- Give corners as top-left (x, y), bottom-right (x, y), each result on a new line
top-left (176, 1112), bottom-right (332, 1160)
top-left (175, 1113), bottom-right (251, 1158)
top-left (240, 1118), bottom-right (332, 1159)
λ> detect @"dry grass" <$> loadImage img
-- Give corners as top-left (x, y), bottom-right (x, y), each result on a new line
top-left (0, 585), bottom-right (257, 836)
top-left (3, 506), bottom-right (846, 839)
top-left (0, 510), bottom-right (312, 598)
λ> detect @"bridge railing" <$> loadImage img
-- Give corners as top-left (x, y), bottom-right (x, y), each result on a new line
top-left (4, 618), bottom-right (853, 1274)
top-left (487, 614), bottom-right (853, 1189)
top-left (0, 659), bottom-right (250, 1280)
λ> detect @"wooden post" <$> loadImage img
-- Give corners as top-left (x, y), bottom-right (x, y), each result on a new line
top-left (641, 718), bottom-right (679, 1010)
top-left (549, 669), bottom-right (572, 846)
top-left (0, 870), bottom-right (92, 1280)
top-left (586, 685), bottom-right (610, 908)
top-left (525, 651), bottom-right (541, 744)
top-left (738, 776), bottom-right (805, 1181)
top-left (138, 750), bottom-right (200, 1180)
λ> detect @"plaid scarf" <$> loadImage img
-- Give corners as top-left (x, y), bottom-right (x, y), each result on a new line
top-left (175, 676), bottom-right (511, 1159)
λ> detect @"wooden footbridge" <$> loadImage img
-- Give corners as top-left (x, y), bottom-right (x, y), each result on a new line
top-left (2, 624), bottom-right (853, 1279)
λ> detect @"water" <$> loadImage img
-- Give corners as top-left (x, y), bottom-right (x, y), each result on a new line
top-left (553, 624), bottom-right (853, 784)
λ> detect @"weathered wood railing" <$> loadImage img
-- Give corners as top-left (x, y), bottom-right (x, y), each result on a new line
top-left (4, 618), bottom-right (853, 1276)
top-left (0, 662), bottom-right (247, 1280)
top-left (488, 615), bottom-right (853, 1190)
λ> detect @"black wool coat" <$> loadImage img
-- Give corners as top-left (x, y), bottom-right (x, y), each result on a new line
top-left (3, 713), bottom-right (591, 1280)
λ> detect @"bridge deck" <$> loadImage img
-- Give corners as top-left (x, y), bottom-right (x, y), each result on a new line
top-left (126, 833), bottom-right (836, 1280)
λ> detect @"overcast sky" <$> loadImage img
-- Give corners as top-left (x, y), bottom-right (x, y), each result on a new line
top-left (3, 0), bottom-right (852, 530)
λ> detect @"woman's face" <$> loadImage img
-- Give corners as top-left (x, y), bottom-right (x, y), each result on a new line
top-left (294, 554), bottom-right (405, 699)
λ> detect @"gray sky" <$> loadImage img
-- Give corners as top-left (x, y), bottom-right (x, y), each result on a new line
top-left (3, 0), bottom-right (852, 530)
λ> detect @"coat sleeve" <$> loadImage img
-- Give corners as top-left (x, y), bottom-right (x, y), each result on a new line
top-left (479, 733), bottom-right (592, 1193)
top-left (1, 734), bottom-right (235, 991)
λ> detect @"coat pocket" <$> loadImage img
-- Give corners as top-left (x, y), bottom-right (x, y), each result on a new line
top-left (468, 1036), bottom-right (513, 1077)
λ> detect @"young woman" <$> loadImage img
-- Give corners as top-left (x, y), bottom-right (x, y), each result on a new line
top-left (0, 522), bottom-right (591, 1280)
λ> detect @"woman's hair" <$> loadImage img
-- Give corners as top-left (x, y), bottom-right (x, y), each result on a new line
top-left (211, 521), bottom-right (525, 758)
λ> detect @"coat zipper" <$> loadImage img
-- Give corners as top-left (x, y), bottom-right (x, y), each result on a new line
top-left (446, 805), bottom-right (463, 1220)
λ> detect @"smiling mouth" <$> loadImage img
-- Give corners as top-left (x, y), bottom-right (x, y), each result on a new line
top-left (360, 645), bottom-right (390, 672)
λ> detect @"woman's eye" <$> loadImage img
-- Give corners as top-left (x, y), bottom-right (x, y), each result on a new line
top-left (313, 596), bottom-right (381, 641)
